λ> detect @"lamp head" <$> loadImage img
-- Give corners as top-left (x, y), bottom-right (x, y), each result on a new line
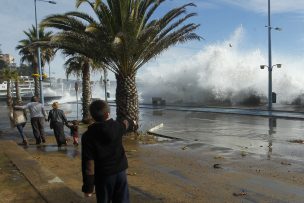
top-left (37, 0), bottom-right (56, 4)
top-left (260, 65), bottom-right (266, 69)
top-left (276, 64), bottom-right (282, 68)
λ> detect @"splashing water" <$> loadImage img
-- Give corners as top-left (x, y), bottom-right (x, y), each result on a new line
top-left (138, 26), bottom-right (304, 105)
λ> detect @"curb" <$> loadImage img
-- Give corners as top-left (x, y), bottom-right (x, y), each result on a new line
top-left (0, 141), bottom-right (89, 203)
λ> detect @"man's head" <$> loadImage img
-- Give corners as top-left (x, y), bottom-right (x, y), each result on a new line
top-left (89, 100), bottom-right (110, 122)
top-left (31, 96), bottom-right (39, 102)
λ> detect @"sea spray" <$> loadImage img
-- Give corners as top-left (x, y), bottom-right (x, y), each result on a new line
top-left (138, 26), bottom-right (304, 105)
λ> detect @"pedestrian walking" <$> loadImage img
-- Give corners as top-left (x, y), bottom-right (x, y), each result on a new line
top-left (15, 96), bottom-right (47, 144)
top-left (81, 100), bottom-right (138, 203)
top-left (48, 102), bottom-right (68, 147)
top-left (9, 101), bottom-right (28, 146)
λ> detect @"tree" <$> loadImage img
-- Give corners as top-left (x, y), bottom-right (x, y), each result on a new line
top-left (16, 25), bottom-right (55, 97)
top-left (64, 54), bottom-right (93, 123)
top-left (11, 70), bottom-right (22, 103)
top-left (41, 0), bottom-right (201, 122)
top-left (1, 69), bottom-right (13, 106)
top-left (0, 58), bottom-right (8, 70)
top-left (0, 46), bottom-right (8, 69)
top-left (18, 63), bottom-right (34, 76)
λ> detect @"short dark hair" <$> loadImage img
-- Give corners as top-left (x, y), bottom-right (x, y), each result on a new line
top-left (31, 96), bottom-right (39, 102)
top-left (89, 100), bottom-right (110, 121)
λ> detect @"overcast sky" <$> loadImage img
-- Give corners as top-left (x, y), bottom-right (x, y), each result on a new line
top-left (1, 0), bottom-right (304, 80)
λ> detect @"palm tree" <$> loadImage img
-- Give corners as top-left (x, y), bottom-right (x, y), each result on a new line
top-left (0, 46), bottom-right (7, 69)
top-left (16, 25), bottom-right (55, 97)
top-left (41, 0), bottom-right (201, 122)
top-left (64, 54), bottom-right (94, 123)
top-left (1, 69), bottom-right (13, 106)
top-left (11, 70), bottom-right (22, 103)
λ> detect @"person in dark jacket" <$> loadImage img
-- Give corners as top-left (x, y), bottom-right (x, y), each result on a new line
top-left (48, 102), bottom-right (68, 147)
top-left (81, 100), bottom-right (137, 203)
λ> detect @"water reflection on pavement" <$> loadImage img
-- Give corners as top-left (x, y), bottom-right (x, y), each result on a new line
top-left (24, 144), bottom-right (81, 159)
top-left (1, 102), bottom-right (304, 163)
top-left (145, 109), bottom-right (304, 163)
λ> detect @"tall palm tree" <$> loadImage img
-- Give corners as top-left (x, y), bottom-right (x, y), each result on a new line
top-left (11, 70), bottom-right (22, 103)
top-left (64, 54), bottom-right (93, 123)
top-left (41, 0), bottom-right (201, 122)
top-left (16, 25), bottom-right (55, 97)
top-left (1, 69), bottom-right (13, 106)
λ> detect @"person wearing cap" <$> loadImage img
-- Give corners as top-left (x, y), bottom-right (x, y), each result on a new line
top-left (48, 102), bottom-right (68, 147)
top-left (15, 96), bottom-right (47, 144)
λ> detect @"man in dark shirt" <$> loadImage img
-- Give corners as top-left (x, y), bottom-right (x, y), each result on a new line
top-left (82, 100), bottom-right (137, 203)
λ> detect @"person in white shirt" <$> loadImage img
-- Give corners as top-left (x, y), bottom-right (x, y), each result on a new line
top-left (15, 96), bottom-right (47, 144)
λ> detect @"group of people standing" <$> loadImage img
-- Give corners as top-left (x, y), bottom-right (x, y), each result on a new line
top-left (9, 96), bottom-right (139, 202)
top-left (9, 96), bottom-right (79, 147)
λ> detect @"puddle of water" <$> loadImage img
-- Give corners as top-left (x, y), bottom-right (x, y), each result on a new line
top-left (26, 145), bottom-right (80, 159)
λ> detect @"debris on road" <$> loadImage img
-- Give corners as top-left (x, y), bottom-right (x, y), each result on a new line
top-left (281, 161), bottom-right (291, 166)
top-left (127, 172), bottom-right (137, 176)
top-left (289, 139), bottom-right (304, 144)
top-left (213, 164), bottom-right (222, 169)
top-left (182, 146), bottom-right (188, 150)
top-left (233, 190), bottom-right (247, 196)
top-left (241, 151), bottom-right (247, 157)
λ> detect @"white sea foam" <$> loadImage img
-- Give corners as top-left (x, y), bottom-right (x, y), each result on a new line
top-left (138, 26), bottom-right (304, 105)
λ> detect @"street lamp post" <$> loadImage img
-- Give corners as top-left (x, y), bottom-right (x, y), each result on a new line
top-left (103, 69), bottom-right (108, 102)
top-left (260, 64), bottom-right (282, 108)
top-left (48, 63), bottom-right (51, 87)
top-left (265, 0), bottom-right (281, 111)
top-left (34, 0), bottom-right (56, 105)
top-left (267, 0), bottom-right (272, 111)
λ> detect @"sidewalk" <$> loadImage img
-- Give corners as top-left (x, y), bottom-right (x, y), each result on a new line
top-left (0, 149), bottom-right (45, 203)
top-left (0, 141), bottom-right (88, 203)
top-left (0, 140), bottom-right (160, 203)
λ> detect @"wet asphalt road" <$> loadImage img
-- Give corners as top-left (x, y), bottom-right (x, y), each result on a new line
top-left (1, 103), bottom-right (304, 163)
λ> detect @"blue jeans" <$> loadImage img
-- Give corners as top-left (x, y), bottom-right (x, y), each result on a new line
top-left (16, 123), bottom-right (27, 141)
top-left (95, 170), bottom-right (129, 203)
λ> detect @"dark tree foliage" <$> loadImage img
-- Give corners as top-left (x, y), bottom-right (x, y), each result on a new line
top-left (18, 64), bottom-right (34, 76)
top-left (0, 46), bottom-right (8, 69)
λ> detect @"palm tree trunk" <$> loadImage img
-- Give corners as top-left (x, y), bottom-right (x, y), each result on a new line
top-left (6, 80), bottom-right (11, 98)
top-left (15, 80), bottom-right (22, 103)
top-left (82, 62), bottom-right (91, 123)
top-left (33, 64), bottom-right (40, 97)
top-left (6, 80), bottom-right (12, 107)
top-left (115, 74), bottom-right (139, 123)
